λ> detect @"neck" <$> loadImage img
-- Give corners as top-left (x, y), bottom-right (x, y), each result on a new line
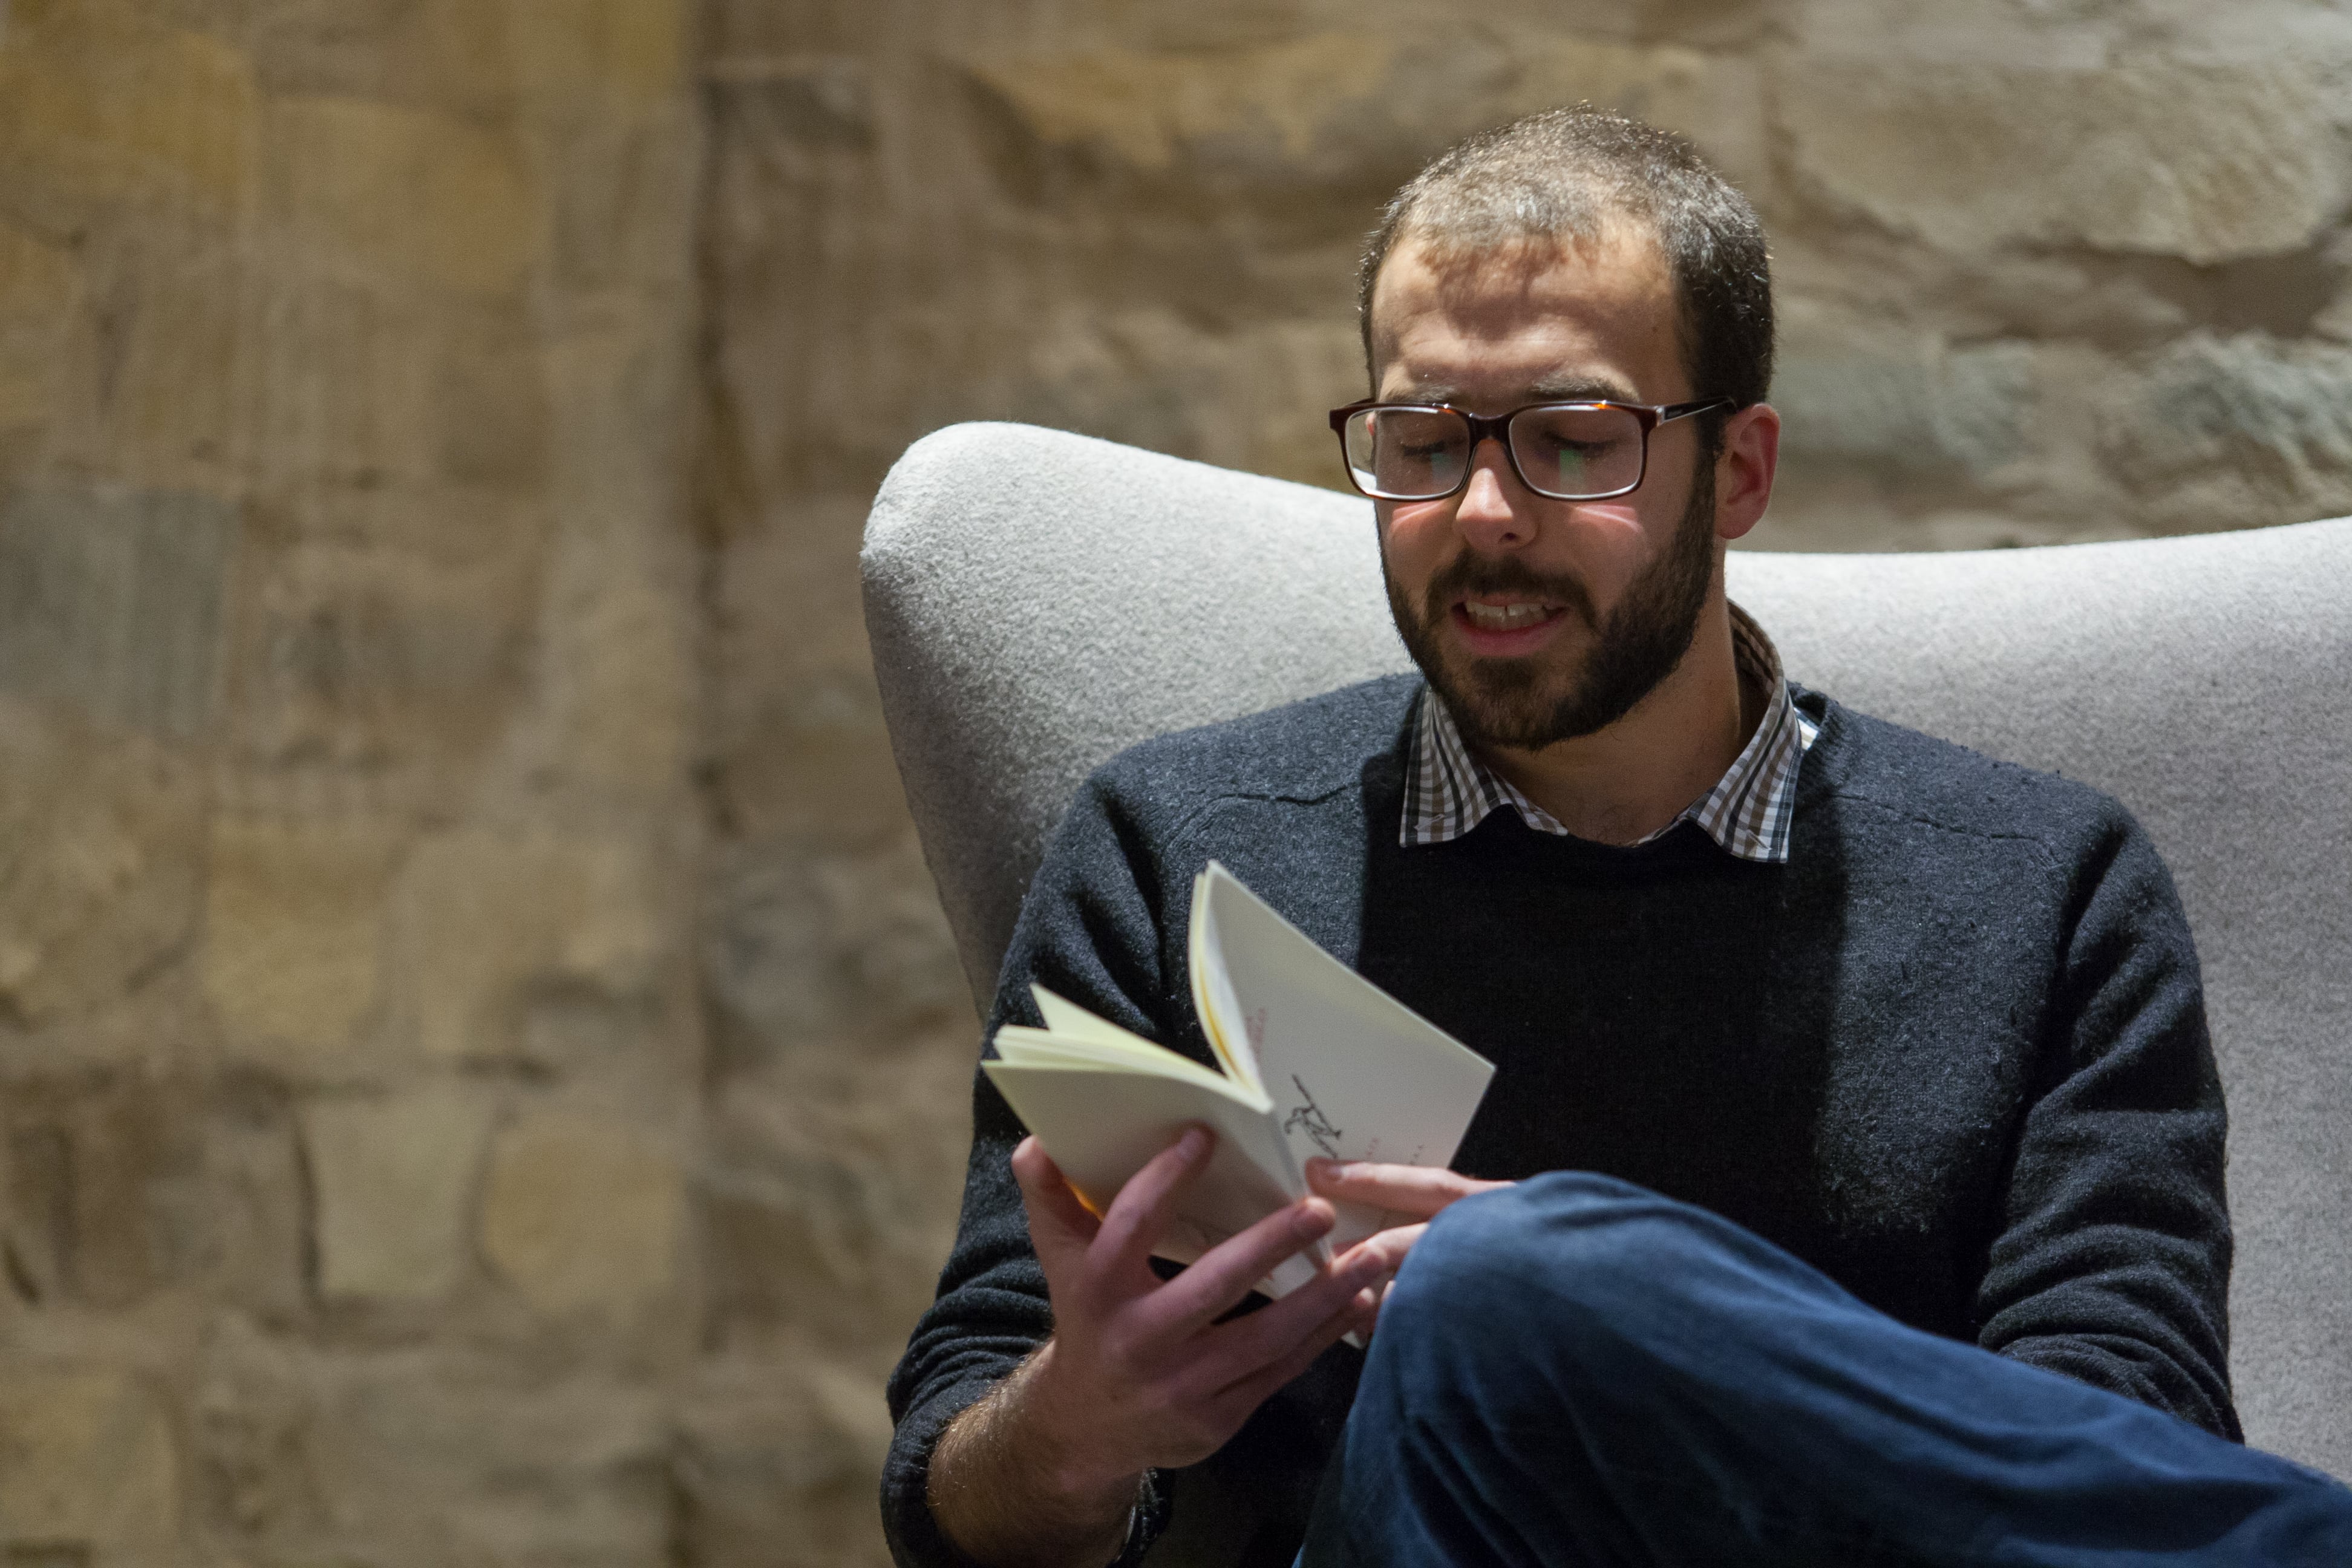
top-left (1477, 584), bottom-right (1754, 846)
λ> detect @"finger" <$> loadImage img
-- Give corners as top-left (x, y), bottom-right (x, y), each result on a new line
top-left (1210, 1284), bottom-right (1379, 1420)
top-left (1089, 1125), bottom-right (1214, 1274)
top-left (1304, 1159), bottom-right (1508, 1214)
top-left (1011, 1137), bottom-right (1100, 1265)
top-left (1140, 1196), bottom-right (1338, 1340)
top-left (1201, 1238), bottom-right (1394, 1379)
top-left (1331, 1221), bottom-right (1425, 1281)
top-left (1304, 1160), bottom-right (1510, 1218)
top-left (1338, 1237), bottom-right (1416, 1340)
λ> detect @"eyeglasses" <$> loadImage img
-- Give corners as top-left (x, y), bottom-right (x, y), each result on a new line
top-left (1328, 397), bottom-right (1734, 502)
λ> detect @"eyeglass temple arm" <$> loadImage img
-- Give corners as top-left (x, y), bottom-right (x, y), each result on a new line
top-left (1658, 398), bottom-right (1738, 423)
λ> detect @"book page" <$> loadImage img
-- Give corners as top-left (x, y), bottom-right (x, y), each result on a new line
top-left (981, 1058), bottom-right (1325, 1294)
top-left (1031, 987), bottom-right (1163, 1052)
top-left (996, 1022), bottom-right (1248, 1100)
top-left (1192, 863), bottom-right (1496, 1253)
top-left (1186, 890), bottom-right (1261, 1095)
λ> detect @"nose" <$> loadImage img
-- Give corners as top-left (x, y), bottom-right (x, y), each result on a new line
top-left (1452, 437), bottom-right (1537, 552)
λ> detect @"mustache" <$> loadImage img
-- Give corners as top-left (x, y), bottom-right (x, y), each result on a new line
top-left (1420, 553), bottom-right (1597, 630)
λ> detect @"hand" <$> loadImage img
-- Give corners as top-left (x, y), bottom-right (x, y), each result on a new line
top-left (1010, 1128), bottom-right (1393, 1494)
top-left (1308, 1160), bottom-right (1514, 1332)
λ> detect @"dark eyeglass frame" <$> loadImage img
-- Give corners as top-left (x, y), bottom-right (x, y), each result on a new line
top-left (1327, 397), bottom-right (1737, 502)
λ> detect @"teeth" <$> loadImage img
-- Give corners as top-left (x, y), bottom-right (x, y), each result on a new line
top-left (1463, 601), bottom-right (1552, 630)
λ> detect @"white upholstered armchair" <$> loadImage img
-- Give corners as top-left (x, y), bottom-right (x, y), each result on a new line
top-left (861, 420), bottom-right (2352, 1484)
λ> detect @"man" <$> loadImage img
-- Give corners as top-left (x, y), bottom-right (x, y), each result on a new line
top-left (882, 109), bottom-right (2352, 1566)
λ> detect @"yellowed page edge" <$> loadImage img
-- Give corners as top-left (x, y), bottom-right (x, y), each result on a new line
top-left (993, 1025), bottom-right (1266, 1106)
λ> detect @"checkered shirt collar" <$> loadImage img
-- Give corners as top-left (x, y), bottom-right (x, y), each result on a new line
top-left (1400, 601), bottom-right (1820, 862)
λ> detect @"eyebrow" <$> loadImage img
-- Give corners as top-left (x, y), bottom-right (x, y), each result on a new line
top-left (1393, 375), bottom-right (1640, 405)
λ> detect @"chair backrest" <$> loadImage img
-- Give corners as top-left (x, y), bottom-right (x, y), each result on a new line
top-left (863, 420), bottom-right (2352, 1480)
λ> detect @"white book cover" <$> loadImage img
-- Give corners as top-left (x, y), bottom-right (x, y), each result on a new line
top-left (985, 863), bottom-right (1495, 1298)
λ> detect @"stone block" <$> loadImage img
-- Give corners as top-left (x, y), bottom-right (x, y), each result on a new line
top-left (526, 325), bottom-right (701, 806)
top-left (432, 314), bottom-right (553, 491)
top-left (550, 113), bottom-right (702, 292)
top-left (1779, 60), bottom-right (2342, 264)
top-left (203, 815), bottom-right (406, 1054)
top-left (261, 96), bottom-right (543, 298)
top-left (191, 1314), bottom-right (322, 1537)
top-left (244, 0), bottom-right (520, 118)
top-left (0, 8), bottom-right (253, 234)
top-left (1774, 341), bottom-right (2036, 479)
top-left (0, 487), bottom-right (237, 742)
top-left (478, 1108), bottom-right (681, 1318)
top-left (0, 699), bottom-right (206, 1027)
top-left (181, 1075), bottom-right (312, 1317)
top-left (712, 495), bottom-right (899, 842)
top-left (701, 1031), bottom-right (975, 1348)
top-left (0, 223), bottom-right (74, 434)
top-left (1, 1073), bottom-right (304, 1312)
top-left (224, 266), bottom-right (542, 497)
top-left (41, 235), bottom-right (248, 485)
top-left (1503, 34), bottom-right (1768, 198)
top-left (532, 562), bottom-right (699, 807)
top-left (703, 55), bottom-right (877, 152)
top-left (390, 828), bottom-right (666, 1063)
top-left (703, 832), bottom-right (964, 1055)
top-left (2095, 332), bottom-right (2352, 528)
top-left (966, 33), bottom-right (1398, 177)
top-left (673, 1353), bottom-right (898, 1568)
top-left (221, 526), bottom-right (544, 799)
top-left (0, 1362), bottom-right (178, 1545)
top-left (509, 0), bottom-right (690, 112)
top-left (0, 1078), bottom-right (191, 1309)
top-left (963, 30), bottom-right (1766, 214)
top-left (302, 1085), bottom-right (494, 1302)
top-left (299, 1349), bottom-right (670, 1561)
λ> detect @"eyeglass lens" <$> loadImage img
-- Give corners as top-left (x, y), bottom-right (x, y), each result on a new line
top-left (1342, 405), bottom-right (1645, 500)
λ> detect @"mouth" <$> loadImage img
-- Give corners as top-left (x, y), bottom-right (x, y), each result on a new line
top-left (1449, 595), bottom-right (1572, 655)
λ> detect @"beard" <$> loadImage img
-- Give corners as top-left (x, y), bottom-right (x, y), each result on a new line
top-left (1385, 459), bottom-right (1717, 752)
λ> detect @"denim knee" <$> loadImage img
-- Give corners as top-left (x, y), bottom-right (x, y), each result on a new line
top-left (1383, 1171), bottom-right (1739, 1355)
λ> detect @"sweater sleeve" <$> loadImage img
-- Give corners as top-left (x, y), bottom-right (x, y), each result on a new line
top-left (880, 771), bottom-right (1189, 1567)
top-left (1973, 799), bottom-right (2240, 1439)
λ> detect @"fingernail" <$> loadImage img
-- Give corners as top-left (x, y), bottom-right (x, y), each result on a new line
top-left (1179, 1128), bottom-right (1209, 1158)
top-left (1293, 1202), bottom-right (1335, 1240)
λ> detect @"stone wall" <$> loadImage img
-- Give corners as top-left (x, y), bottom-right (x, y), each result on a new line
top-left (0, 0), bottom-right (722, 1563)
top-left (4, 0), bottom-right (2351, 1563)
top-left (699, 1), bottom-right (2352, 1560)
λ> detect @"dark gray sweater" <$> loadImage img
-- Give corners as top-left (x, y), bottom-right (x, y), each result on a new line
top-left (884, 678), bottom-right (2236, 1568)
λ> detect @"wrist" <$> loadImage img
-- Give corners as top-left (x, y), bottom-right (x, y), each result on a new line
top-left (1014, 1341), bottom-right (1151, 1508)
top-left (928, 1341), bottom-right (1147, 1568)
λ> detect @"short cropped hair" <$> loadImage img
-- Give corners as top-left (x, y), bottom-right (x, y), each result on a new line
top-left (1358, 106), bottom-right (1774, 443)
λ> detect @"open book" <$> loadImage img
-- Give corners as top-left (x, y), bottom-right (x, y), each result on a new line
top-left (985, 863), bottom-right (1495, 1299)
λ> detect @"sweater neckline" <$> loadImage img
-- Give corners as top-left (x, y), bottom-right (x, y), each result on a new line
top-left (1377, 684), bottom-right (1847, 874)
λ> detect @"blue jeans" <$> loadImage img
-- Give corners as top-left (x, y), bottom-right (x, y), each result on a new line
top-left (1296, 1174), bottom-right (2352, 1566)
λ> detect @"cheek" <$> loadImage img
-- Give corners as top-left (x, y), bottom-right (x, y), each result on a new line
top-left (1378, 499), bottom-right (1455, 588)
top-left (1566, 500), bottom-right (1644, 538)
top-left (1560, 501), bottom-right (1668, 601)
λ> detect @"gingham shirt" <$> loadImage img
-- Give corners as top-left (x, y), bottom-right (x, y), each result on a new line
top-left (1401, 602), bottom-right (1820, 861)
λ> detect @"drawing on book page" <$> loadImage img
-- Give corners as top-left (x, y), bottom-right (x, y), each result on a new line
top-left (1282, 1074), bottom-right (1344, 1159)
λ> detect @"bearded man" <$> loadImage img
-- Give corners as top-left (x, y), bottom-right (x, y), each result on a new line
top-left (880, 109), bottom-right (2352, 1567)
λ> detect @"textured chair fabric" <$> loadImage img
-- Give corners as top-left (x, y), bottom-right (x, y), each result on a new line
top-left (861, 420), bottom-right (2352, 1481)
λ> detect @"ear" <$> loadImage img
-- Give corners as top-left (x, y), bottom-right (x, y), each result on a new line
top-left (1713, 402), bottom-right (1780, 544)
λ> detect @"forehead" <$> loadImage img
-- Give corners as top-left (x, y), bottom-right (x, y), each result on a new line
top-left (1368, 226), bottom-right (1685, 405)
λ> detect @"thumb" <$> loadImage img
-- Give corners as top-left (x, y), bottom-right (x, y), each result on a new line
top-left (1011, 1136), bottom-right (1100, 1263)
